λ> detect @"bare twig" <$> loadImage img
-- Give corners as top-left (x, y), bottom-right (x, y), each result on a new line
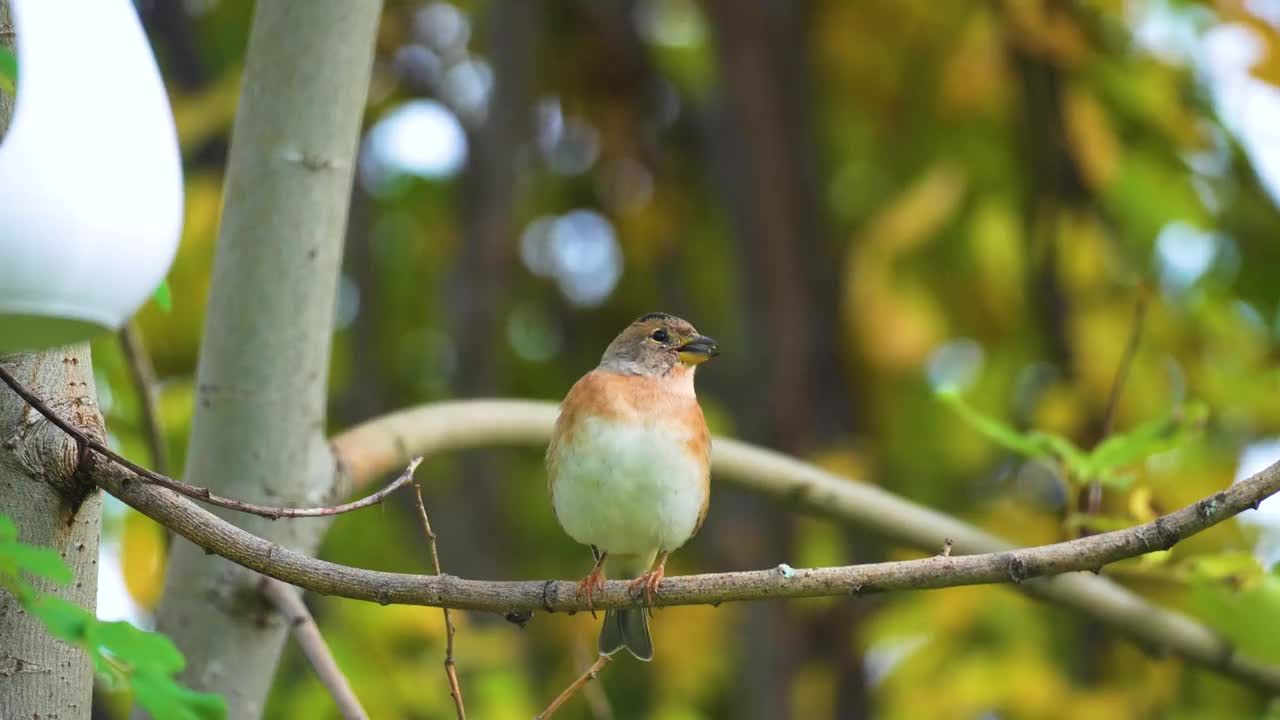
top-left (0, 364), bottom-right (415, 519)
top-left (536, 654), bottom-right (613, 720)
top-left (407, 458), bottom-right (466, 720)
top-left (1084, 287), bottom-right (1150, 522)
top-left (118, 322), bottom-right (169, 475)
top-left (262, 578), bottom-right (369, 720)
top-left (573, 643), bottom-right (614, 720)
top-left (1100, 287), bottom-right (1149, 439)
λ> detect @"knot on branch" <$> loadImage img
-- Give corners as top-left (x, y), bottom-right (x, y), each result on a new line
top-left (1153, 517), bottom-right (1178, 551)
top-left (1197, 494), bottom-right (1225, 521)
top-left (1006, 555), bottom-right (1028, 584)
top-left (541, 579), bottom-right (557, 613)
top-left (504, 609), bottom-right (533, 628)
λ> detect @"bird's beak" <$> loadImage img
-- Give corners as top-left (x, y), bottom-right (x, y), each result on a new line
top-left (677, 335), bottom-right (719, 365)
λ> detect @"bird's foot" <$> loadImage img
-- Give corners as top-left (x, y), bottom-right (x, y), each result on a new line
top-left (627, 560), bottom-right (667, 609)
top-left (576, 554), bottom-right (608, 618)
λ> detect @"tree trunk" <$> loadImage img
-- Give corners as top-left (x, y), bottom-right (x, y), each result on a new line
top-left (148, 3), bottom-right (381, 718)
top-left (0, 9), bottom-right (104, 717)
top-left (0, 348), bottom-right (105, 720)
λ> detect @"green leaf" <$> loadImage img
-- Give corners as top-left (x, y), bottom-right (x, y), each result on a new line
top-left (1183, 551), bottom-right (1267, 587)
top-left (0, 543), bottom-right (73, 584)
top-left (936, 389), bottom-right (1052, 459)
top-left (1087, 402), bottom-right (1207, 474)
top-left (132, 671), bottom-right (228, 720)
top-left (0, 46), bottom-right (16, 95)
top-left (90, 620), bottom-right (186, 674)
top-left (1064, 513), bottom-right (1137, 533)
top-left (30, 596), bottom-right (93, 644)
top-left (1191, 573), bottom-right (1280, 663)
top-left (0, 516), bottom-right (223, 718)
top-left (153, 279), bottom-right (173, 313)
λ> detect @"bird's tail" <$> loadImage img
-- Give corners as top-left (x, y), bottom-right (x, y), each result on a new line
top-left (599, 608), bottom-right (653, 661)
top-left (599, 551), bottom-right (656, 661)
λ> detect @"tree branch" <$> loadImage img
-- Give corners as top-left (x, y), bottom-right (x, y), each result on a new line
top-left (0, 364), bottom-right (416, 519)
top-left (3, 375), bottom-right (1279, 693)
top-left (118, 321), bottom-right (169, 475)
top-left (88, 446), bottom-right (1280, 692)
top-left (326, 401), bottom-right (1280, 690)
top-left (262, 578), bottom-right (368, 720)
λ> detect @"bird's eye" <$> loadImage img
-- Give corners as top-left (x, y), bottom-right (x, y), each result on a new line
top-left (651, 329), bottom-right (669, 343)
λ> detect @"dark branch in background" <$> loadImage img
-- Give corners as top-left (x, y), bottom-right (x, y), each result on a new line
top-left (1100, 287), bottom-right (1149, 439)
top-left (1084, 286), bottom-right (1150, 520)
top-left (407, 458), bottom-right (466, 720)
top-left (118, 322), bottom-right (169, 475)
top-left (3, 374), bottom-right (1280, 694)
top-left (0, 364), bottom-right (416, 519)
top-left (262, 578), bottom-right (369, 720)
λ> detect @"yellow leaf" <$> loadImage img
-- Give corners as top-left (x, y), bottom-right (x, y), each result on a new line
top-left (1063, 84), bottom-right (1121, 191)
top-left (859, 163), bottom-right (967, 255)
top-left (939, 10), bottom-right (1010, 115)
top-left (122, 510), bottom-right (167, 610)
top-left (967, 196), bottom-right (1025, 327)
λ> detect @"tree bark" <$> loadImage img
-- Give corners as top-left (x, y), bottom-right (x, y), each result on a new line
top-left (0, 349), bottom-right (105, 720)
top-left (147, 3), bottom-right (381, 718)
top-left (0, 9), bottom-right (103, 718)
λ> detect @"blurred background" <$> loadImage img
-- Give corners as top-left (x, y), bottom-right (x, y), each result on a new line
top-left (82, 0), bottom-right (1280, 717)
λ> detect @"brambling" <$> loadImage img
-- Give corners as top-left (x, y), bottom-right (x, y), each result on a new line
top-left (546, 313), bottom-right (718, 661)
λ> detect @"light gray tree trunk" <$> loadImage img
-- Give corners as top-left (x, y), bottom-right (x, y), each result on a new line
top-left (0, 349), bottom-right (105, 720)
top-left (0, 6), bottom-right (103, 717)
top-left (148, 3), bottom-right (381, 719)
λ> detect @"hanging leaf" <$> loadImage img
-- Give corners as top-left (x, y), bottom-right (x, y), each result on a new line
top-left (0, 514), bottom-right (17, 543)
top-left (0, 543), bottom-right (74, 585)
top-left (132, 671), bottom-right (228, 720)
top-left (936, 388), bottom-right (1051, 460)
top-left (153, 279), bottom-right (173, 313)
top-left (0, 513), bottom-right (226, 719)
top-left (0, 46), bottom-right (16, 95)
top-left (90, 619), bottom-right (187, 675)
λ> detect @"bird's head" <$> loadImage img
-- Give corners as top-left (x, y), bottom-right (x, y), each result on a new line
top-left (599, 313), bottom-right (719, 377)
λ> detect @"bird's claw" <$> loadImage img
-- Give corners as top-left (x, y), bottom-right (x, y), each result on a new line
top-left (627, 566), bottom-right (665, 608)
top-left (576, 567), bottom-right (607, 619)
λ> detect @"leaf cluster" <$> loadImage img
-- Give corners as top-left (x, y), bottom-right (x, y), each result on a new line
top-left (0, 513), bottom-right (225, 720)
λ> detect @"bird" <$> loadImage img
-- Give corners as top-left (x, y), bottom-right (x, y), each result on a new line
top-left (546, 312), bottom-right (719, 661)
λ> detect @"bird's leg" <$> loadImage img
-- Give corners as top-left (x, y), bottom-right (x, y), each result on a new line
top-left (627, 551), bottom-right (669, 610)
top-left (576, 549), bottom-right (608, 618)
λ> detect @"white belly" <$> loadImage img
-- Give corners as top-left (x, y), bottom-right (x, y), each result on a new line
top-left (551, 416), bottom-right (705, 556)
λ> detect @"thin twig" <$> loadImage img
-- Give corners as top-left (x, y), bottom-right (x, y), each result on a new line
top-left (408, 458), bottom-right (466, 720)
top-left (1100, 287), bottom-right (1149, 439)
top-left (573, 643), bottom-right (614, 720)
top-left (262, 578), bottom-right (369, 720)
top-left (0, 364), bottom-right (415, 519)
top-left (1084, 288), bottom-right (1150, 522)
top-left (536, 654), bottom-right (613, 720)
top-left (118, 322), bottom-right (168, 475)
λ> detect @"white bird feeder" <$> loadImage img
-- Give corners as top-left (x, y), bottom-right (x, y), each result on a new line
top-left (0, 0), bottom-right (183, 353)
